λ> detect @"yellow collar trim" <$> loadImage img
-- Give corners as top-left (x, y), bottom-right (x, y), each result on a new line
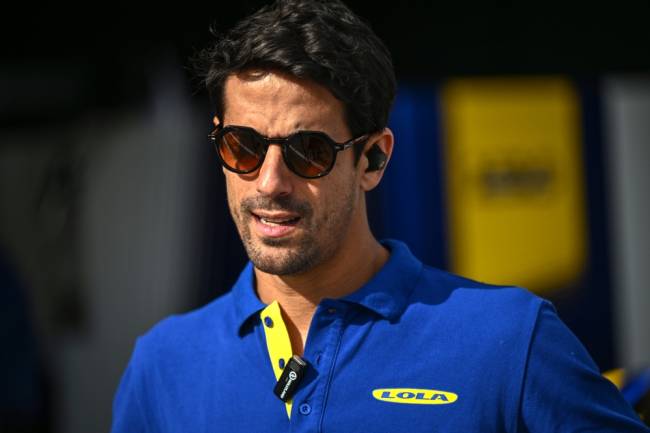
top-left (260, 300), bottom-right (294, 419)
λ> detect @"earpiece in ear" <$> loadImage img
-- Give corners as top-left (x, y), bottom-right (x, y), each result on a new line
top-left (365, 143), bottom-right (387, 172)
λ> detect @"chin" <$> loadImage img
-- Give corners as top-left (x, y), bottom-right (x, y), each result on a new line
top-left (258, 236), bottom-right (296, 248)
top-left (245, 238), bottom-right (322, 276)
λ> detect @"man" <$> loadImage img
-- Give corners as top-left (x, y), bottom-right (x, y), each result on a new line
top-left (111, 1), bottom-right (648, 432)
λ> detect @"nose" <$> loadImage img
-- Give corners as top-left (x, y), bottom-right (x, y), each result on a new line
top-left (255, 144), bottom-right (294, 198)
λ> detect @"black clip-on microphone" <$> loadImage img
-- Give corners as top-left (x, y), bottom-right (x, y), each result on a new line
top-left (273, 355), bottom-right (308, 402)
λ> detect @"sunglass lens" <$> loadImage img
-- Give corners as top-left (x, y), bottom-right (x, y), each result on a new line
top-left (217, 129), bottom-right (264, 172)
top-left (286, 134), bottom-right (335, 178)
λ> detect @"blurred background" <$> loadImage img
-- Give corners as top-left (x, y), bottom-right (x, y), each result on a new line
top-left (1, 1), bottom-right (649, 432)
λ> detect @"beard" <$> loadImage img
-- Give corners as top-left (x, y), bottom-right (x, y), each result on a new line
top-left (229, 184), bottom-right (357, 276)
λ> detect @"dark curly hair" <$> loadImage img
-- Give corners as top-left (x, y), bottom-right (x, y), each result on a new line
top-left (190, 0), bottom-right (396, 164)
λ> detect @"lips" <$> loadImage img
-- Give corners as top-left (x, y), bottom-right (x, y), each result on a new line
top-left (251, 211), bottom-right (301, 238)
top-left (254, 213), bottom-right (301, 225)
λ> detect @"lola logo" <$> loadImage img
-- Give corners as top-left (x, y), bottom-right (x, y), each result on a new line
top-left (372, 388), bottom-right (458, 405)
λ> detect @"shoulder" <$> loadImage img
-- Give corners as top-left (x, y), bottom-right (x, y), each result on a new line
top-left (415, 264), bottom-right (546, 313)
top-left (111, 291), bottom-right (242, 432)
top-left (405, 265), bottom-right (548, 343)
top-left (134, 290), bottom-right (238, 361)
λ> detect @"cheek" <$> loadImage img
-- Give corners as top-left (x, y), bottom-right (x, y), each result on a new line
top-left (308, 173), bottom-right (358, 218)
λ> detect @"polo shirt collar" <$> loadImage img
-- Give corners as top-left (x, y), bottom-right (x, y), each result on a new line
top-left (232, 238), bottom-right (423, 333)
top-left (339, 239), bottom-right (422, 321)
top-left (232, 261), bottom-right (266, 334)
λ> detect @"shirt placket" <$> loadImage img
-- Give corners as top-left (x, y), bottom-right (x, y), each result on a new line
top-left (290, 299), bottom-right (348, 433)
top-left (259, 299), bottom-right (348, 433)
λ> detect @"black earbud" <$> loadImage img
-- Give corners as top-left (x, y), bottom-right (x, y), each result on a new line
top-left (365, 143), bottom-right (387, 172)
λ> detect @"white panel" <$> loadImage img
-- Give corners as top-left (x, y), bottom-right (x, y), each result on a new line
top-left (58, 65), bottom-right (203, 433)
top-left (603, 76), bottom-right (650, 368)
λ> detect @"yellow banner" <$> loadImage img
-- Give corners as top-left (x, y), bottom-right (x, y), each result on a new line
top-left (442, 77), bottom-right (587, 294)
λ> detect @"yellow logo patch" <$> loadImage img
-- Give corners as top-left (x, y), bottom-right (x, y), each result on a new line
top-left (372, 388), bottom-right (458, 405)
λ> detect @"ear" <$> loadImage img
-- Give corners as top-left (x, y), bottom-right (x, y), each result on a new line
top-left (359, 127), bottom-right (394, 192)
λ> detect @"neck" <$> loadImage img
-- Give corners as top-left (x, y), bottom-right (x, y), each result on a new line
top-left (254, 214), bottom-right (388, 355)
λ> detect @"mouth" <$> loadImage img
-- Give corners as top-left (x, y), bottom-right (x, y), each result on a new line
top-left (250, 211), bottom-right (302, 238)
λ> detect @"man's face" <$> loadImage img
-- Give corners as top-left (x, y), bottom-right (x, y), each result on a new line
top-left (218, 70), bottom-right (364, 276)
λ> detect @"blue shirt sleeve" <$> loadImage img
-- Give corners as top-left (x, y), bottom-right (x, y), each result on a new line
top-left (111, 338), bottom-right (153, 433)
top-left (520, 301), bottom-right (649, 432)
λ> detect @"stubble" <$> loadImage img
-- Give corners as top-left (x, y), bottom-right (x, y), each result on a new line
top-left (229, 182), bottom-right (357, 276)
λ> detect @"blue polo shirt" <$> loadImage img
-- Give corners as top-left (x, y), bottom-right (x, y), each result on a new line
top-left (111, 239), bottom-right (648, 432)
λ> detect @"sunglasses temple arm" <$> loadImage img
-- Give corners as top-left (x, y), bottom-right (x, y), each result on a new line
top-left (338, 134), bottom-right (370, 150)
